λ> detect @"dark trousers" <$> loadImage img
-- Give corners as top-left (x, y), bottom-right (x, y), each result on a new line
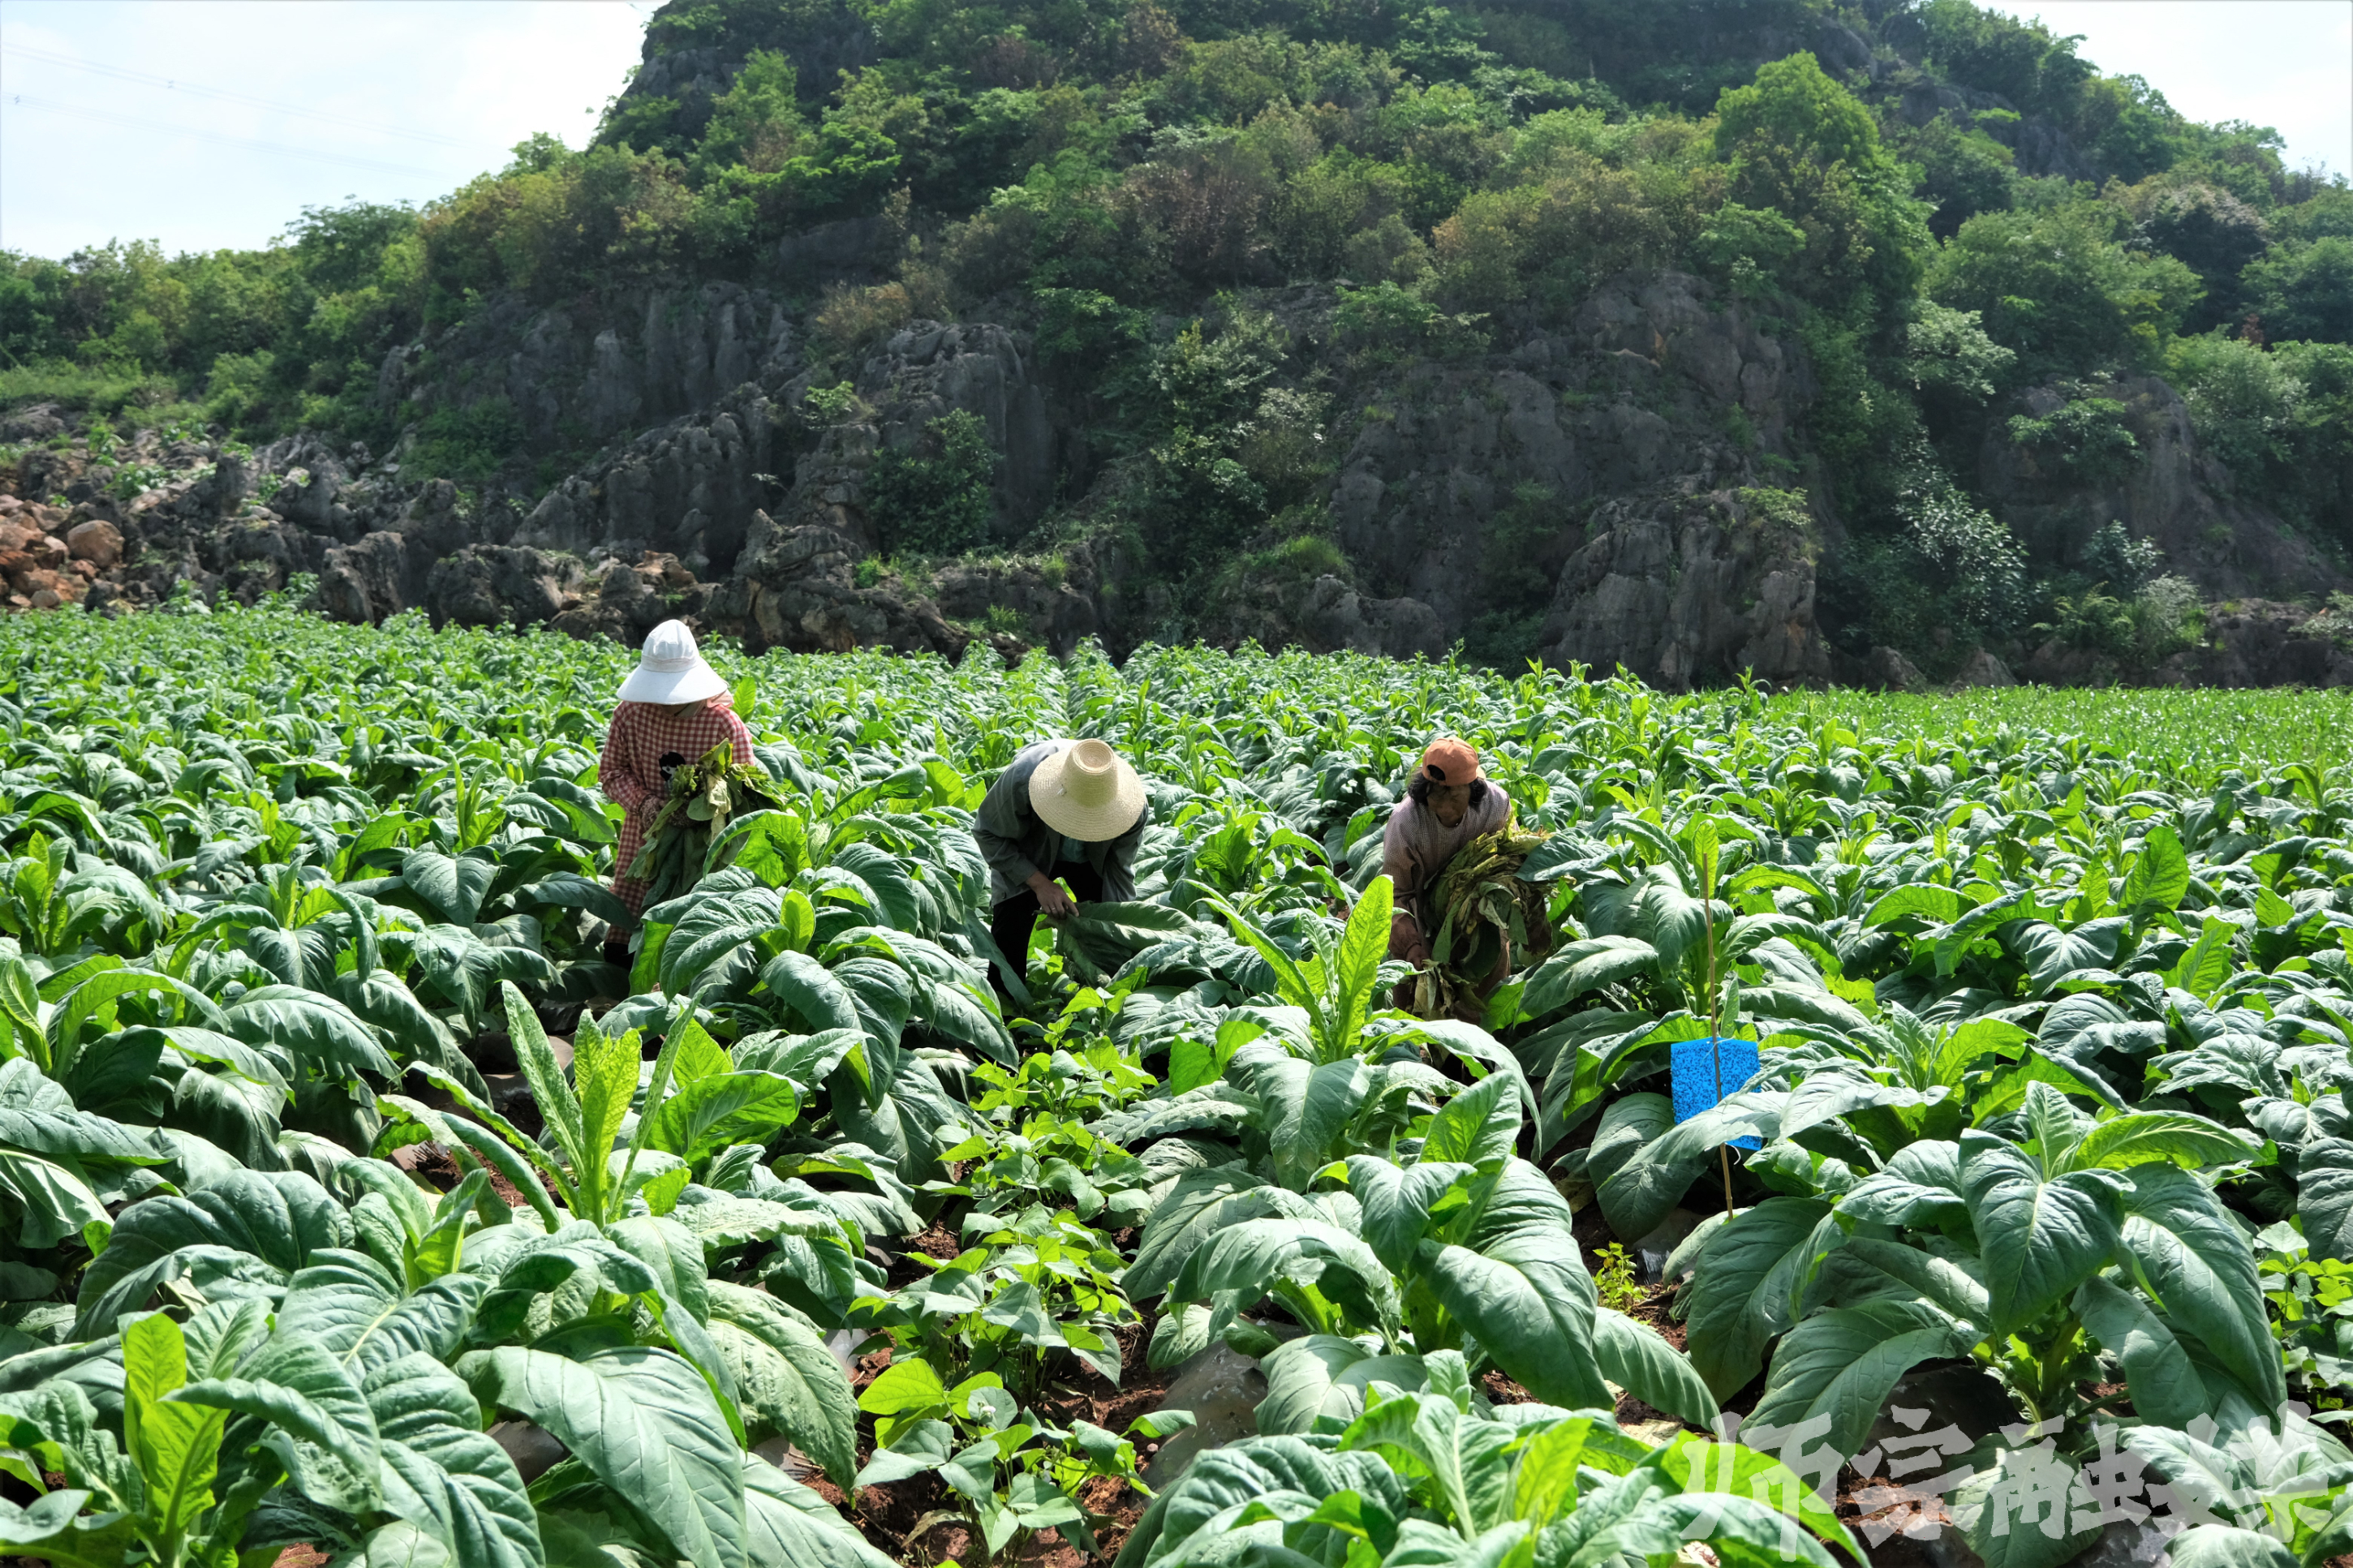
top-left (989, 860), bottom-right (1103, 1003)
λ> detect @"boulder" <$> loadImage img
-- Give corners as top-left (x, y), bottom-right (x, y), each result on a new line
top-left (1539, 488), bottom-right (1832, 691)
top-left (719, 509), bottom-right (972, 659)
top-left (550, 552), bottom-right (708, 645)
top-left (1294, 576), bottom-right (1448, 659)
top-left (65, 520), bottom-right (123, 569)
top-left (1949, 649), bottom-right (2016, 689)
top-left (316, 531), bottom-right (424, 624)
top-left (424, 545), bottom-right (583, 630)
top-left (0, 405), bottom-right (64, 442)
top-left (1858, 645), bottom-right (1929, 693)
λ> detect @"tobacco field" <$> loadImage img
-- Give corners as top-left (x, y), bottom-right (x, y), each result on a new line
top-left (0, 600), bottom-right (2348, 1568)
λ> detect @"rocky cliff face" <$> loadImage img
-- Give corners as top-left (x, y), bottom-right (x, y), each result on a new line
top-left (2, 257), bottom-right (2342, 690)
top-left (1326, 272), bottom-right (1829, 686)
top-left (1980, 375), bottom-right (2338, 601)
top-left (389, 282), bottom-right (801, 456)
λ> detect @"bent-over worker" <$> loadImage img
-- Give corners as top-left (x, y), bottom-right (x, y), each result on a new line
top-left (596, 619), bottom-right (754, 964)
top-left (972, 737), bottom-right (1151, 1007)
top-left (1384, 737), bottom-right (1511, 971)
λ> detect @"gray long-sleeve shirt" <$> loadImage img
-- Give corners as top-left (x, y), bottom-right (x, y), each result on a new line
top-left (1383, 785), bottom-right (1512, 934)
top-left (971, 739), bottom-right (1151, 907)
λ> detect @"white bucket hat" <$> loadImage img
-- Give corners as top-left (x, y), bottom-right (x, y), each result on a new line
top-left (1030, 738), bottom-right (1146, 841)
top-left (617, 620), bottom-right (727, 705)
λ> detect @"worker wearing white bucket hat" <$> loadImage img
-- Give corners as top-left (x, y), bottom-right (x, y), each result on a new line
top-left (616, 619), bottom-right (729, 704)
top-left (596, 621), bottom-right (754, 960)
top-left (972, 737), bottom-right (1151, 1009)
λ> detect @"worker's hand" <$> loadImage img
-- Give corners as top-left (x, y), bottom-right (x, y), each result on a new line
top-left (1029, 872), bottom-right (1077, 920)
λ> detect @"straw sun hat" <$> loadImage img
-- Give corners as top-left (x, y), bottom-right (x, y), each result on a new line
top-left (617, 620), bottom-right (728, 705)
top-left (1029, 738), bottom-right (1146, 842)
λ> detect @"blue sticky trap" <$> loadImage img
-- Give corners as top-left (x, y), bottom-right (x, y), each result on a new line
top-left (1671, 1037), bottom-right (1763, 1151)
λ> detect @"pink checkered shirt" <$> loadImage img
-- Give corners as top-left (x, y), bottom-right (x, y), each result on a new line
top-left (598, 694), bottom-right (755, 913)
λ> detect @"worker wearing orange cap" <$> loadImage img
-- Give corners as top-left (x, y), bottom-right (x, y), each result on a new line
top-left (1383, 737), bottom-right (1512, 972)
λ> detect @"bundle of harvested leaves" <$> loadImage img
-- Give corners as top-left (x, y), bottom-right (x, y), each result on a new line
top-left (1413, 807), bottom-right (1556, 1020)
top-left (624, 740), bottom-right (789, 907)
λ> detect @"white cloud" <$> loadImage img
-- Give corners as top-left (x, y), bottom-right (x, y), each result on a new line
top-left (0, 0), bottom-right (652, 259)
top-left (1982, 0), bottom-right (2353, 178)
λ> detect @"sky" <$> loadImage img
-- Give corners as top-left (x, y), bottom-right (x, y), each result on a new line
top-left (0, 1), bottom-right (654, 260)
top-left (1982, 1), bottom-right (2353, 178)
top-left (0, 0), bottom-right (2347, 263)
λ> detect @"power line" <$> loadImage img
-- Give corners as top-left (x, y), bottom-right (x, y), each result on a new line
top-left (2, 92), bottom-right (450, 181)
top-left (0, 41), bottom-right (478, 150)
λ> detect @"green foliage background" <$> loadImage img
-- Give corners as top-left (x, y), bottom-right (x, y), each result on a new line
top-left (2, 0), bottom-right (2349, 664)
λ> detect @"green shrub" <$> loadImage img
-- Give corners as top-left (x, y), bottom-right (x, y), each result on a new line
top-left (2007, 396), bottom-right (2142, 485)
top-left (865, 410), bottom-right (998, 555)
top-left (2168, 331), bottom-right (2304, 479)
top-left (408, 395), bottom-right (524, 482)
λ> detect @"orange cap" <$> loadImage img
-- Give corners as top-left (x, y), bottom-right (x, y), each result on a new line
top-left (1419, 737), bottom-right (1482, 784)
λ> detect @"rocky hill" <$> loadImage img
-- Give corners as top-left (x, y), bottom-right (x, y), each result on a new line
top-left (3, 0), bottom-right (2348, 687)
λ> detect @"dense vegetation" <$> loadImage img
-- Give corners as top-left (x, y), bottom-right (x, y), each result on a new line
top-left (0, 607), bottom-right (2348, 1564)
top-left (1, 0), bottom-right (2350, 663)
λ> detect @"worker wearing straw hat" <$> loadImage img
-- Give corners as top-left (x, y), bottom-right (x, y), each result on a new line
top-left (596, 620), bottom-right (754, 965)
top-left (972, 737), bottom-right (1151, 1007)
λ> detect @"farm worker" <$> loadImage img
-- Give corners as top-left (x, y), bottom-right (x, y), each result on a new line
top-left (1384, 737), bottom-right (1511, 971)
top-left (973, 737), bottom-right (1151, 1007)
top-left (596, 619), bottom-right (755, 964)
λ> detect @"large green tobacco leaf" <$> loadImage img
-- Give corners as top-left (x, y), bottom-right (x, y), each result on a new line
top-left (1745, 1300), bottom-right (1964, 1461)
top-left (400, 848), bottom-right (498, 926)
top-left (1168, 1218), bottom-right (1400, 1332)
top-left (1684, 1197), bottom-right (1833, 1399)
top-left (742, 1457), bottom-right (895, 1568)
top-left (1114, 1436), bottom-right (1410, 1568)
top-left (643, 1071), bottom-right (803, 1163)
top-left (275, 1251), bottom-right (488, 1375)
top-left (1416, 1161), bottom-right (1612, 1411)
top-left (175, 1334), bottom-right (381, 1513)
top-left (2298, 1137), bottom-right (2353, 1262)
top-left (462, 1345), bottom-right (747, 1568)
top-left (1251, 1054), bottom-right (1367, 1188)
top-left (1950, 1442), bottom-right (2101, 1568)
top-left (2114, 1163), bottom-right (2286, 1413)
top-left (125, 1312), bottom-right (226, 1549)
top-left (760, 951), bottom-right (861, 1034)
top-left (1516, 935), bottom-right (1662, 1020)
top-left (707, 1279), bottom-right (858, 1488)
top-left (1255, 1335), bottom-right (1430, 1436)
top-left (1128, 1168), bottom-right (1325, 1298)
top-left (2071, 1276), bottom-right (2209, 1428)
top-left (1593, 1307), bottom-right (1718, 1428)
top-left (77, 1168), bottom-right (354, 1335)
top-left (2061, 1111), bottom-right (2256, 1174)
top-left (2005, 918), bottom-right (2127, 994)
top-left (364, 1351), bottom-right (542, 1568)
top-left (1959, 1132), bottom-right (2123, 1335)
top-left (0, 1059), bottom-right (177, 1163)
top-left (1349, 1157), bottom-right (1476, 1275)
top-left (2162, 1526), bottom-right (2299, 1568)
top-left (219, 986), bottom-right (396, 1077)
top-left (2119, 825), bottom-right (2191, 917)
top-left (1417, 1072), bottom-right (1520, 1168)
